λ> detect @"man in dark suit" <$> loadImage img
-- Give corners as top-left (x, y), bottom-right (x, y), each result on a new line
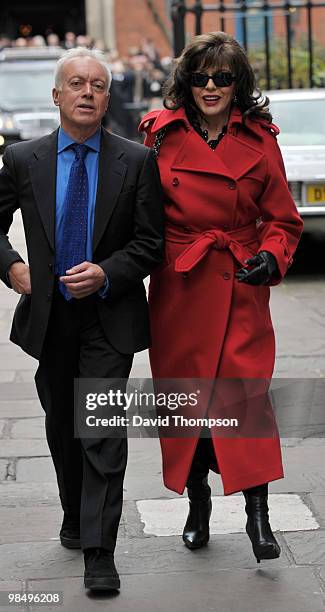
top-left (0, 48), bottom-right (164, 592)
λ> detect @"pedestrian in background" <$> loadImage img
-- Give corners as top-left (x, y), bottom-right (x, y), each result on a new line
top-left (140, 31), bottom-right (303, 563)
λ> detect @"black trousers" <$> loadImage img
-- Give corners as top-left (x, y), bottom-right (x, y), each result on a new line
top-left (35, 286), bottom-right (133, 551)
top-left (186, 432), bottom-right (219, 489)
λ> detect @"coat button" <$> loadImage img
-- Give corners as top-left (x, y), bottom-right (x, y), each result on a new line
top-left (183, 226), bottom-right (192, 233)
top-left (223, 272), bottom-right (231, 280)
top-left (48, 263), bottom-right (53, 270)
top-left (227, 181), bottom-right (236, 190)
top-left (172, 177), bottom-right (179, 186)
top-left (182, 272), bottom-right (189, 279)
top-left (222, 225), bottom-right (230, 231)
top-left (46, 293), bottom-right (52, 301)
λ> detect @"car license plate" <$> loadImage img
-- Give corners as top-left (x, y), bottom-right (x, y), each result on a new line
top-left (306, 184), bottom-right (325, 204)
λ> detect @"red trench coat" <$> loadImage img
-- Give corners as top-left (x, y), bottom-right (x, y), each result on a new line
top-left (139, 105), bottom-right (303, 495)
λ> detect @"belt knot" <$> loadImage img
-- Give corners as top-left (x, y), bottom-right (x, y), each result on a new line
top-left (204, 229), bottom-right (231, 250)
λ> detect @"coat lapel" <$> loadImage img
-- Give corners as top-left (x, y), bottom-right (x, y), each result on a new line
top-left (171, 129), bottom-right (235, 179)
top-left (29, 130), bottom-right (58, 251)
top-left (149, 104), bottom-right (264, 181)
top-left (171, 128), bottom-right (264, 180)
top-left (218, 134), bottom-right (265, 180)
top-left (93, 130), bottom-right (127, 253)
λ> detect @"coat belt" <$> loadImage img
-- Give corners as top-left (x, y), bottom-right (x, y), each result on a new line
top-left (165, 222), bottom-right (259, 273)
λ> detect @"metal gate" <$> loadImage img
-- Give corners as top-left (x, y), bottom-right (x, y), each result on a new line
top-left (170, 0), bottom-right (325, 88)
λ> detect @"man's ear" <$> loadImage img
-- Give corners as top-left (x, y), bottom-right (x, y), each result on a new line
top-left (52, 87), bottom-right (60, 106)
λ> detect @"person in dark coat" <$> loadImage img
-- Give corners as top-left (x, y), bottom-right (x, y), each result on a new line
top-left (0, 47), bottom-right (164, 592)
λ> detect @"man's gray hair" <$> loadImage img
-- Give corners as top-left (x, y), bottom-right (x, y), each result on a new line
top-left (54, 47), bottom-right (112, 92)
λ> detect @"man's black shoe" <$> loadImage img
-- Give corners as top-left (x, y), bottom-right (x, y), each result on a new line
top-left (84, 548), bottom-right (120, 591)
top-left (59, 514), bottom-right (81, 549)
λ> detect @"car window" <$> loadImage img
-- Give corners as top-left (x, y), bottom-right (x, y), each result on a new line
top-left (269, 99), bottom-right (325, 146)
top-left (0, 68), bottom-right (54, 110)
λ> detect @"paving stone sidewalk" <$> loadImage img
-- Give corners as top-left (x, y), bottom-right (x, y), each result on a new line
top-left (0, 215), bottom-right (324, 611)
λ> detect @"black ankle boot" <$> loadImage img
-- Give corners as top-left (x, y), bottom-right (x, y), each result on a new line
top-left (243, 483), bottom-right (280, 563)
top-left (182, 477), bottom-right (212, 550)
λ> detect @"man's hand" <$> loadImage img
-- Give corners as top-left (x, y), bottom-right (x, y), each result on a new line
top-left (60, 261), bottom-right (106, 299)
top-left (235, 251), bottom-right (278, 286)
top-left (8, 262), bottom-right (32, 294)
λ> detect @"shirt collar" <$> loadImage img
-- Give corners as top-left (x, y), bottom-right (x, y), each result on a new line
top-left (57, 126), bottom-right (101, 153)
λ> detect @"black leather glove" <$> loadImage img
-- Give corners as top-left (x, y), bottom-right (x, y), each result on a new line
top-left (235, 251), bottom-right (278, 286)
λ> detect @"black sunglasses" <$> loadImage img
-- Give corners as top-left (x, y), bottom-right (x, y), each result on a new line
top-left (190, 71), bottom-right (236, 88)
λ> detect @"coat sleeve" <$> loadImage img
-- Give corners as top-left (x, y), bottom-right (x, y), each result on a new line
top-left (0, 146), bottom-right (25, 287)
top-left (98, 147), bottom-right (165, 300)
top-left (256, 130), bottom-right (303, 284)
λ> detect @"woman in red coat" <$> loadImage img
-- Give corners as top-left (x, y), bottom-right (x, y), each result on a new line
top-left (139, 32), bottom-right (303, 562)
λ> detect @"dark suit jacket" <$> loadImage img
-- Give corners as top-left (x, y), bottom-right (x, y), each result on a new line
top-left (0, 128), bottom-right (164, 359)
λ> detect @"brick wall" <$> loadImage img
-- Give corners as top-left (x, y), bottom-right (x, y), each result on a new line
top-left (115, 0), bottom-right (172, 57)
top-left (114, 0), bottom-right (325, 59)
top-left (114, 0), bottom-right (237, 58)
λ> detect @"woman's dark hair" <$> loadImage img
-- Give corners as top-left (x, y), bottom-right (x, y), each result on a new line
top-left (163, 31), bottom-right (272, 123)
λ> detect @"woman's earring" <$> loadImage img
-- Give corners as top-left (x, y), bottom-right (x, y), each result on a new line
top-left (233, 95), bottom-right (238, 102)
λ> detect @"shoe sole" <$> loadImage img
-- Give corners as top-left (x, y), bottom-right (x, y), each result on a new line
top-left (84, 576), bottom-right (120, 591)
top-left (183, 536), bottom-right (209, 550)
top-left (60, 536), bottom-right (81, 549)
top-left (246, 526), bottom-right (281, 562)
top-left (253, 544), bottom-right (281, 562)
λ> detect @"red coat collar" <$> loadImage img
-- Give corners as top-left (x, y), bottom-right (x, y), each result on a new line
top-left (139, 106), bottom-right (191, 133)
top-left (139, 104), bottom-right (279, 140)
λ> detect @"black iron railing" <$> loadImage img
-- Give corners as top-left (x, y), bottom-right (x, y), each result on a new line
top-left (171, 0), bottom-right (325, 88)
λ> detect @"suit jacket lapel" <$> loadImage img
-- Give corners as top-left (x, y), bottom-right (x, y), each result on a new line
top-left (29, 130), bottom-right (58, 251)
top-left (93, 130), bottom-right (127, 253)
top-left (28, 129), bottom-right (127, 254)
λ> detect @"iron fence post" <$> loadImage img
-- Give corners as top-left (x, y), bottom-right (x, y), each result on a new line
top-left (171, 0), bottom-right (186, 57)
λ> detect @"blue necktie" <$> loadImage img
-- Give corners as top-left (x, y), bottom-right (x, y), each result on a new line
top-left (56, 143), bottom-right (89, 300)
